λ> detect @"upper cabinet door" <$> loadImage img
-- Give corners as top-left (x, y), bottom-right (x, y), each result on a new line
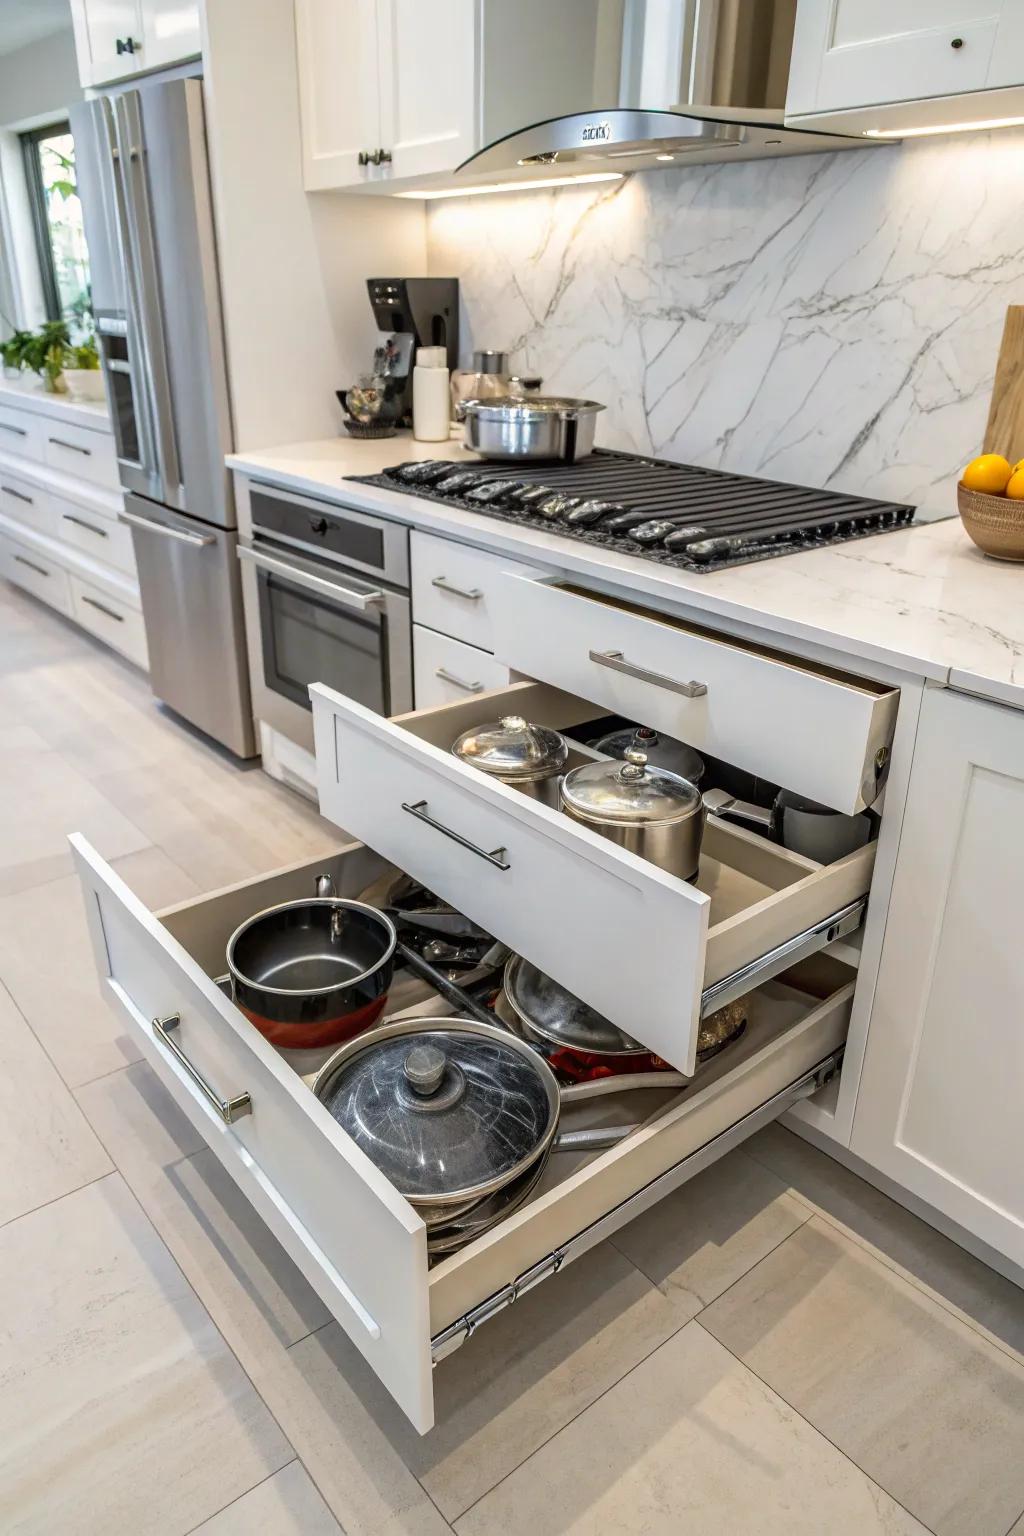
top-left (787, 0), bottom-right (1003, 117)
top-left (72, 0), bottom-right (144, 85)
top-left (295, 0), bottom-right (383, 190)
top-left (139, 0), bottom-right (201, 72)
top-left (376, 0), bottom-right (479, 180)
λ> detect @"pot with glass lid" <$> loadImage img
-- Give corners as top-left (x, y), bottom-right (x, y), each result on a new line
top-left (452, 713), bottom-right (568, 807)
top-left (559, 747), bottom-right (704, 881)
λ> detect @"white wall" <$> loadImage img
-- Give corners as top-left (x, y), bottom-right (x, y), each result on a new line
top-left (201, 0), bottom-right (427, 450)
top-left (0, 27), bottom-right (82, 128)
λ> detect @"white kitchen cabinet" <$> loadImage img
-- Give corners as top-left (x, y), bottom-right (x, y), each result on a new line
top-left (295, 0), bottom-right (623, 193)
top-left (70, 0), bottom-right (200, 87)
top-left (851, 686), bottom-right (1024, 1269)
top-left (786, 0), bottom-right (1024, 133)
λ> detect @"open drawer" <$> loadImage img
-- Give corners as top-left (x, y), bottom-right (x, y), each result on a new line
top-left (488, 571), bottom-right (899, 814)
top-left (311, 679), bottom-right (874, 1075)
top-left (71, 832), bottom-right (853, 1435)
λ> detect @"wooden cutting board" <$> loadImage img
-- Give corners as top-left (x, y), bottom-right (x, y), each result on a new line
top-left (983, 305), bottom-right (1024, 462)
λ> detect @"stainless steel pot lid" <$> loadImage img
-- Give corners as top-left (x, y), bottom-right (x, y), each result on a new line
top-left (561, 748), bottom-right (702, 825)
top-left (463, 396), bottom-right (604, 419)
top-left (312, 1018), bottom-right (560, 1204)
top-left (591, 725), bottom-right (705, 785)
top-left (504, 955), bottom-right (646, 1057)
top-left (453, 714), bottom-right (568, 781)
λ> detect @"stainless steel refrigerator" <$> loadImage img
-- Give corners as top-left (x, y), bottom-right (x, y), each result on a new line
top-left (71, 77), bottom-right (256, 757)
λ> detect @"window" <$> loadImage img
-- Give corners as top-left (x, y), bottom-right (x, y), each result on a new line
top-left (21, 122), bottom-right (92, 341)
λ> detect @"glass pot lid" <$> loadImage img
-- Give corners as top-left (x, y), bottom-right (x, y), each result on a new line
top-left (560, 748), bottom-right (702, 825)
top-left (312, 1019), bottom-right (560, 1203)
top-left (505, 955), bottom-right (646, 1057)
top-left (453, 714), bottom-right (568, 781)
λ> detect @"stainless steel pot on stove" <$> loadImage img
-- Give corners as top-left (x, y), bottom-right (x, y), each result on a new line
top-left (560, 747), bottom-right (704, 881)
top-left (453, 713), bottom-right (568, 807)
top-left (461, 395), bottom-right (605, 463)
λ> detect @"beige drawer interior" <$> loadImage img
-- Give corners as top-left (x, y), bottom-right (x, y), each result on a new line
top-left (489, 571), bottom-right (900, 814)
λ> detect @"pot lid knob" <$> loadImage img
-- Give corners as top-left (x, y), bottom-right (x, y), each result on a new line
top-left (403, 1043), bottom-right (447, 1097)
top-left (618, 747), bottom-right (648, 782)
top-left (499, 714), bottom-right (527, 732)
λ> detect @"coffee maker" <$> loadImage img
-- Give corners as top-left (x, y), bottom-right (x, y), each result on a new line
top-left (364, 277), bottom-right (460, 424)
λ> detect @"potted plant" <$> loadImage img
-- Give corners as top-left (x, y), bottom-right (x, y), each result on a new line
top-left (0, 329), bottom-right (33, 379)
top-left (63, 336), bottom-right (105, 402)
top-left (22, 320), bottom-right (72, 393)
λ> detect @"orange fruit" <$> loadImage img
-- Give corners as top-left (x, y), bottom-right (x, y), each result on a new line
top-left (1006, 468), bottom-right (1024, 499)
top-left (962, 454), bottom-right (1013, 494)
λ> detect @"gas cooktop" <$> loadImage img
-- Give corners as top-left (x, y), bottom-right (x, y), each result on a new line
top-left (350, 449), bottom-right (916, 573)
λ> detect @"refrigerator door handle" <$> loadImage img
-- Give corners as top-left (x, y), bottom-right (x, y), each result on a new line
top-left (113, 92), bottom-right (183, 510)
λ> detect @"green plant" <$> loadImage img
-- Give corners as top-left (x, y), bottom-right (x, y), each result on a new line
top-left (0, 330), bottom-right (34, 372)
top-left (69, 337), bottom-right (99, 371)
top-left (21, 320), bottom-right (71, 390)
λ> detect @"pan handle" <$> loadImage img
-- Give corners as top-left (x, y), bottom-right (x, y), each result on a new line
top-left (152, 1014), bottom-right (252, 1125)
top-left (553, 1124), bottom-right (637, 1152)
top-left (560, 1072), bottom-right (687, 1099)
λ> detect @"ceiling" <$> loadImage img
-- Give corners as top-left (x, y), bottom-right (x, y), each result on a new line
top-left (0, 0), bottom-right (72, 57)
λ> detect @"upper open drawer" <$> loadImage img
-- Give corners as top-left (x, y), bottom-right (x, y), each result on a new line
top-left (311, 679), bottom-right (874, 1076)
top-left (488, 572), bottom-right (899, 814)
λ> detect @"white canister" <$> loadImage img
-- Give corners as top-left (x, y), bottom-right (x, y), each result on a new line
top-left (413, 346), bottom-right (450, 442)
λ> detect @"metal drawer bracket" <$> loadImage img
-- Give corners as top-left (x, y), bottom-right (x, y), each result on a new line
top-left (700, 898), bottom-right (866, 1018)
top-left (430, 1049), bottom-right (843, 1363)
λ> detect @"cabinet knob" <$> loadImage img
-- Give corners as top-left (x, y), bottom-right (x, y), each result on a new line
top-left (115, 35), bottom-right (139, 55)
top-left (950, 36), bottom-right (964, 49)
top-left (358, 150), bottom-right (371, 166)
top-left (378, 148), bottom-right (393, 165)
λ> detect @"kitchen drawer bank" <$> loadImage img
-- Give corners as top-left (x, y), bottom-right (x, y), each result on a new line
top-left (312, 679), bottom-right (874, 1076)
top-left (72, 833), bottom-right (852, 1433)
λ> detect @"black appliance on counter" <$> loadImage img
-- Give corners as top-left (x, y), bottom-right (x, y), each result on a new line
top-left (366, 277), bottom-right (460, 422)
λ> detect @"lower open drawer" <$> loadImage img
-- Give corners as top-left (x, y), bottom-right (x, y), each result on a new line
top-left (73, 833), bottom-right (854, 1434)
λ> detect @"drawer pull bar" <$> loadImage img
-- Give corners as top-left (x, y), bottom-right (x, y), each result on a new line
top-left (152, 1013), bottom-right (252, 1124)
top-left (0, 422), bottom-right (27, 436)
top-left (435, 666), bottom-right (484, 694)
top-left (431, 1048), bottom-right (843, 1362)
top-left (589, 648), bottom-right (708, 698)
top-left (431, 575), bottom-right (482, 600)
top-left (700, 897), bottom-right (866, 1017)
top-left (63, 513), bottom-right (108, 538)
top-left (14, 554), bottom-right (48, 577)
top-left (401, 799), bottom-right (510, 870)
top-left (49, 435), bottom-right (92, 456)
top-left (2, 484), bottom-right (33, 505)
top-left (82, 595), bottom-right (125, 623)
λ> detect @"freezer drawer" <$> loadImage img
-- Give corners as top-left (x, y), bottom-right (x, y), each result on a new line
top-left (489, 572), bottom-right (900, 814)
top-left (72, 833), bottom-right (853, 1435)
top-left (311, 679), bottom-right (874, 1075)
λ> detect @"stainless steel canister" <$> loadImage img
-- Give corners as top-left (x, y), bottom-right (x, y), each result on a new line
top-left (559, 748), bottom-right (704, 880)
top-left (452, 713), bottom-right (569, 807)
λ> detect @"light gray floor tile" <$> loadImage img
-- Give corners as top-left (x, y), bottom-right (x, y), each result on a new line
top-left (612, 1146), bottom-right (809, 1320)
top-left (0, 981), bottom-right (112, 1226)
top-left (747, 1122), bottom-right (1024, 1358)
top-left (76, 1061), bottom-right (330, 1360)
top-left (454, 1321), bottom-right (929, 1536)
top-left (111, 844), bottom-right (202, 907)
top-left (282, 1241), bottom-right (683, 1523)
top-left (0, 1175), bottom-right (293, 1536)
top-left (701, 1216), bottom-right (1024, 1536)
top-left (190, 1462), bottom-right (342, 1535)
top-left (0, 871), bottom-right (143, 1086)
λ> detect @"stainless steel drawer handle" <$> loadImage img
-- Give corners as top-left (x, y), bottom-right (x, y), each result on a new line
top-left (81, 595), bottom-right (125, 623)
top-left (2, 484), bottom-right (33, 505)
top-left (152, 1013), bottom-right (252, 1124)
top-left (431, 575), bottom-right (483, 600)
top-left (62, 513), bottom-right (108, 538)
top-left (588, 648), bottom-right (708, 699)
top-left (14, 554), bottom-right (48, 577)
top-left (49, 435), bottom-right (92, 456)
top-left (119, 508), bottom-right (216, 547)
top-left (435, 666), bottom-right (484, 693)
top-left (0, 422), bottom-right (27, 436)
top-left (402, 799), bottom-right (510, 870)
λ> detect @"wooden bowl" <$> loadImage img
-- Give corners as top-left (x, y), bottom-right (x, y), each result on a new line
top-left (957, 482), bottom-right (1024, 561)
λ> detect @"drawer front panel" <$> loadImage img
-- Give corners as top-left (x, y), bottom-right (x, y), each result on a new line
top-left (0, 471), bottom-right (58, 538)
top-left (413, 624), bottom-right (510, 709)
top-left (312, 683), bottom-right (710, 1074)
top-left (70, 836), bottom-right (435, 1432)
top-left (68, 575), bottom-right (148, 668)
top-left (0, 532), bottom-right (73, 615)
top-left (411, 530), bottom-right (535, 650)
top-left (0, 404), bottom-right (45, 461)
top-left (490, 573), bottom-right (899, 814)
top-left (43, 421), bottom-right (120, 488)
top-left (53, 492), bottom-right (136, 576)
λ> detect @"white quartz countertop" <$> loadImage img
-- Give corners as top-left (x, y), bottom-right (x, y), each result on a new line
top-left (226, 434), bottom-right (1024, 708)
top-left (0, 374), bottom-right (110, 431)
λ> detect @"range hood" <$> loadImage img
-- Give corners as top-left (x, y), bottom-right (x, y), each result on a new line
top-left (452, 0), bottom-right (881, 192)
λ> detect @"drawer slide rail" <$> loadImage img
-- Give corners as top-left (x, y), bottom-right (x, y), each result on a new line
top-left (431, 1049), bottom-right (842, 1362)
top-left (700, 898), bottom-right (865, 1018)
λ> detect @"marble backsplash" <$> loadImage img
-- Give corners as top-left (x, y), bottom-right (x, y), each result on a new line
top-left (427, 129), bottom-right (1024, 513)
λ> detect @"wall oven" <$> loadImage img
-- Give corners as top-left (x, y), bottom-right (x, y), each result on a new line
top-left (238, 484), bottom-right (412, 754)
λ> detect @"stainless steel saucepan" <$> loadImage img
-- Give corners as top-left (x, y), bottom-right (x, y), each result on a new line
top-left (462, 395), bottom-right (605, 462)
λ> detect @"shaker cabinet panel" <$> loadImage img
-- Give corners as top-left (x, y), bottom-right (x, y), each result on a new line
top-left (295, 0), bottom-right (384, 190)
top-left (140, 0), bottom-right (201, 72)
top-left (851, 687), bottom-right (1024, 1269)
top-left (72, 0), bottom-right (143, 85)
top-left (377, 0), bottom-right (478, 180)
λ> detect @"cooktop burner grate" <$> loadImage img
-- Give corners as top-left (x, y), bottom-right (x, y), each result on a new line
top-left (349, 449), bottom-right (915, 572)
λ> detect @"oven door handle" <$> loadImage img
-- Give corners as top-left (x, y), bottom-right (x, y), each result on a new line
top-left (237, 544), bottom-right (385, 611)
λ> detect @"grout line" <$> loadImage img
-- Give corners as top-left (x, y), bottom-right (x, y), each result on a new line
top-left (695, 1320), bottom-right (941, 1536)
top-left (179, 1460), bottom-right (298, 1536)
top-left (0, 1167), bottom-right (116, 1233)
top-left (71, 1054), bottom-right (147, 1092)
